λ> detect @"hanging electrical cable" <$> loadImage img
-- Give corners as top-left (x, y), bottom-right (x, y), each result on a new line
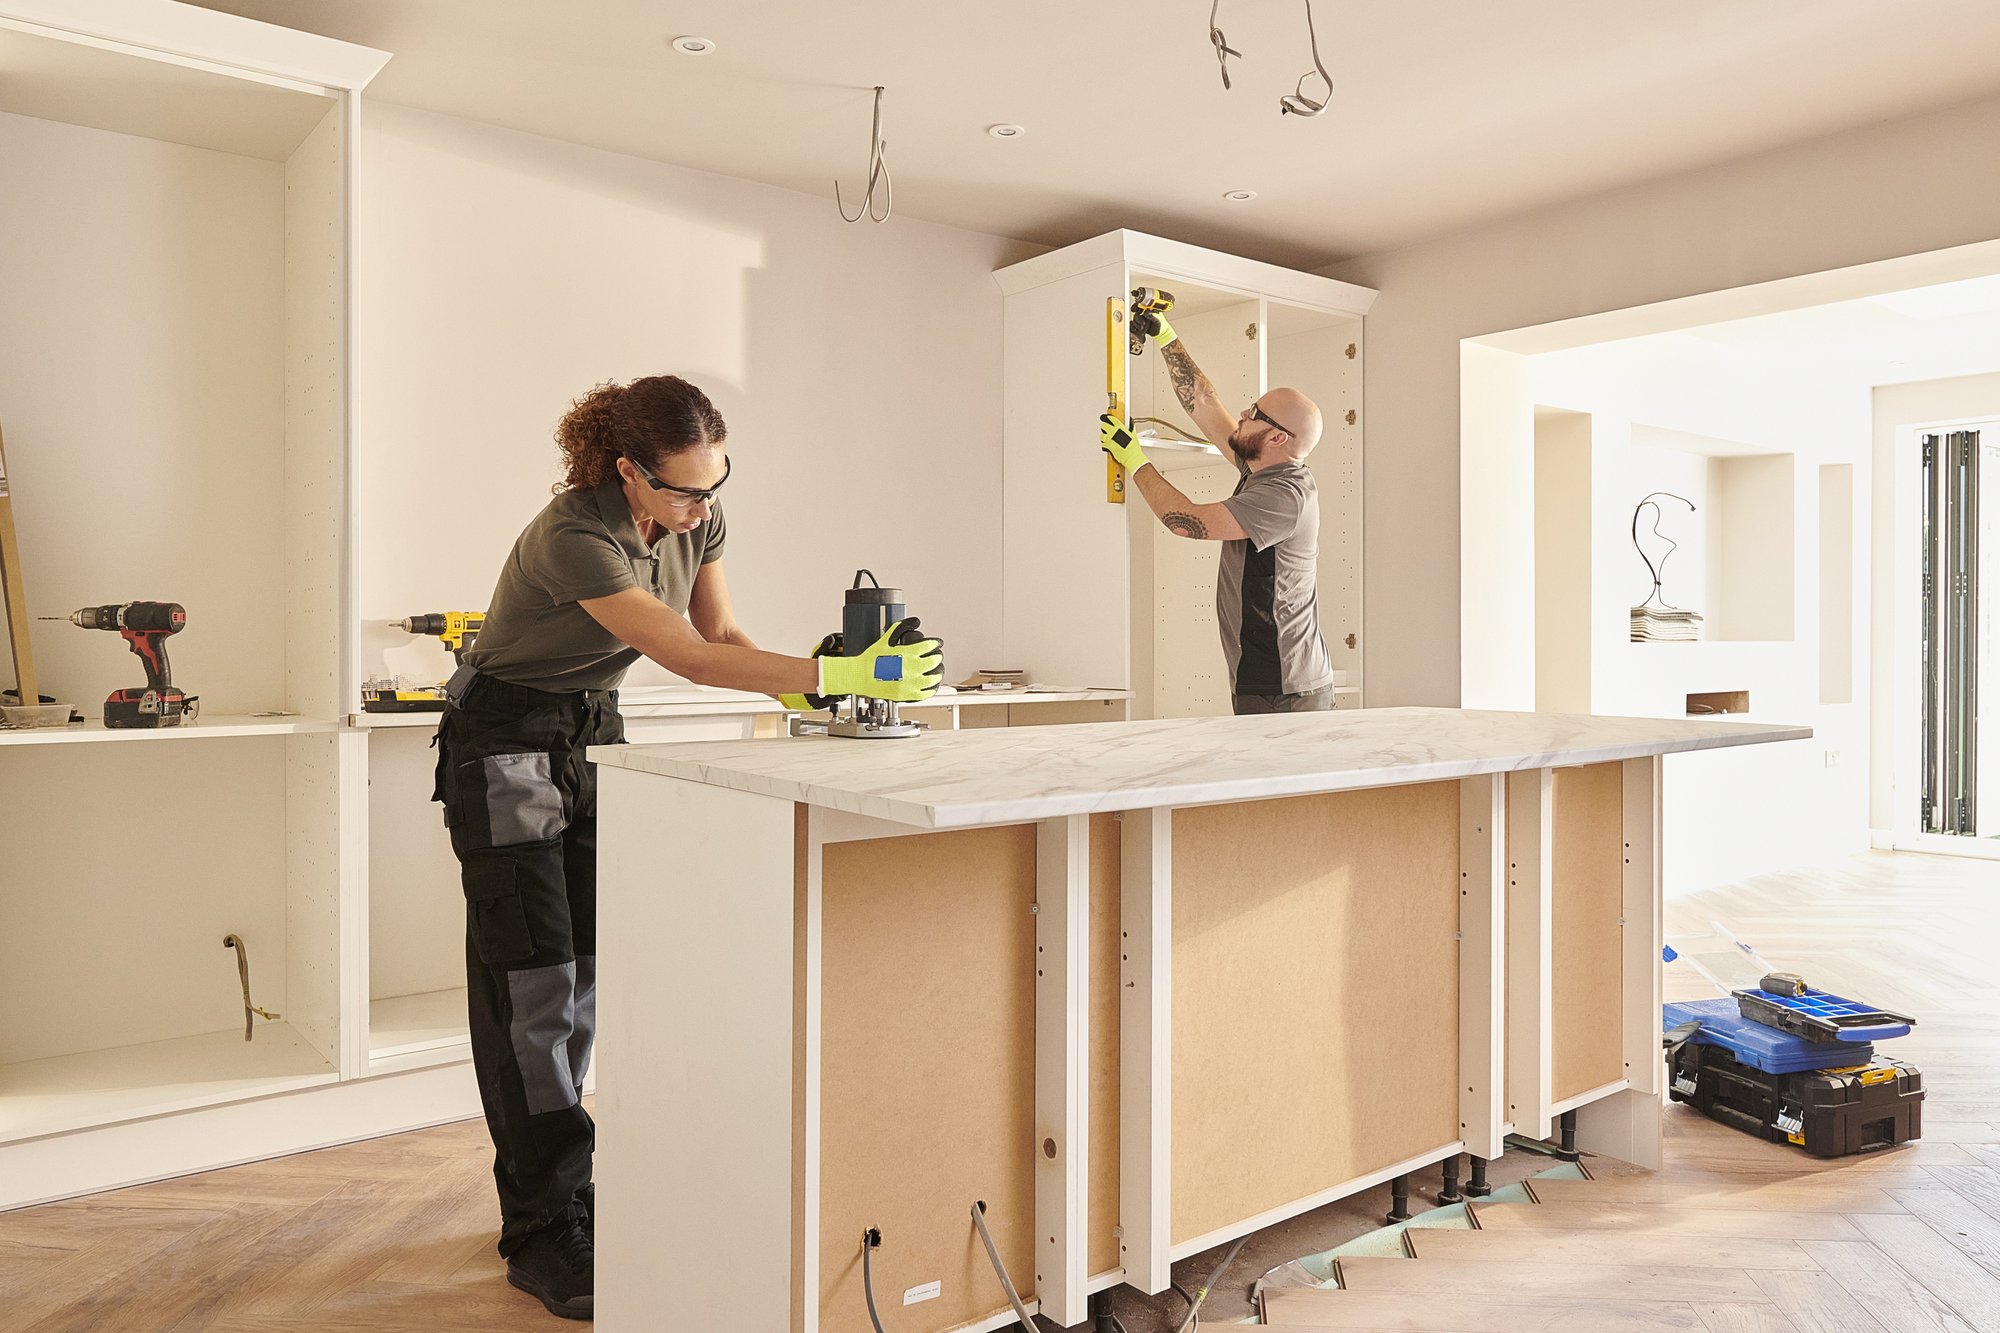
top-left (860, 1228), bottom-right (889, 1333)
top-left (836, 85), bottom-right (892, 223)
top-left (1134, 416), bottom-right (1213, 445)
top-left (1172, 1233), bottom-right (1248, 1333)
top-left (1207, 0), bottom-right (1242, 90)
top-left (970, 1201), bottom-right (1039, 1330)
top-left (1278, 0), bottom-right (1334, 117)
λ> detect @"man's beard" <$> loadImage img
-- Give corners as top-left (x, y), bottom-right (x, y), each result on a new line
top-left (1227, 426), bottom-right (1260, 462)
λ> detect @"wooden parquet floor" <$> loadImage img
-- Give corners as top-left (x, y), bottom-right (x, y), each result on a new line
top-left (1, 851), bottom-right (1995, 1332)
top-left (0, 1109), bottom-right (563, 1332)
top-left (1257, 849), bottom-right (2000, 1333)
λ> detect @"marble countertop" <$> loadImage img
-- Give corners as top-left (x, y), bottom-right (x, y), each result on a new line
top-left (589, 707), bottom-right (1810, 830)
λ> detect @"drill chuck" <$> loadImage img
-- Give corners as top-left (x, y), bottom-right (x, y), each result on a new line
top-left (70, 602), bottom-right (186, 633)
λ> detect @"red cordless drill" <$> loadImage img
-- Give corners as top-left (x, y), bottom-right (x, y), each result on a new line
top-left (47, 602), bottom-right (194, 728)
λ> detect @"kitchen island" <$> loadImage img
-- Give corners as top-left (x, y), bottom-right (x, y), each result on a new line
top-left (589, 707), bottom-right (1807, 1332)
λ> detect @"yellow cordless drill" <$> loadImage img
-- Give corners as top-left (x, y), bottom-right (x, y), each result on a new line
top-left (396, 612), bottom-right (484, 663)
top-left (360, 612), bottom-right (487, 712)
top-left (1127, 286), bottom-right (1175, 355)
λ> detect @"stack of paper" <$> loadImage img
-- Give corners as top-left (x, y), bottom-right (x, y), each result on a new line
top-left (1630, 606), bottom-right (1703, 642)
top-left (960, 667), bottom-right (1028, 690)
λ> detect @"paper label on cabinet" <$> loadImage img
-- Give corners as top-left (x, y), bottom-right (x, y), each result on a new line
top-left (903, 1280), bottom-right (941, 1306)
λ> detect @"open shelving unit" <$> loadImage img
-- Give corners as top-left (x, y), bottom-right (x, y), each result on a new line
top-left (0, 1), bottom-right (387, 1207)
top-left (0, 715), bottom-right (340, 745)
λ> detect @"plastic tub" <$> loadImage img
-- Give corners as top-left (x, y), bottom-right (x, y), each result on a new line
top-left (0, 703), bottom-right (74, 729)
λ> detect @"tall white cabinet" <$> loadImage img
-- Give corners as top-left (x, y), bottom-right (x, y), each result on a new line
top-left (995, 232), bottom-right (1375, 717)
top-left (0, 0), bottom-right (399, 1208)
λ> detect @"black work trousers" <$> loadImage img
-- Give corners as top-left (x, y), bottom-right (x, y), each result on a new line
top-left (433, 670), bottom-right (624, 1257)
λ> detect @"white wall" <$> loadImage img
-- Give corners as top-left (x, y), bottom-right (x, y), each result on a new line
top-left (1490, 332), bottom-right (1871, 893)
top-left (0, 109), bottom-right (287, 713)
top-left (357, 105), bottom-right (1033, 689)
top-left (1329, 92), bottom-right (2000, 708)
top-left (1532, 411), bottom-right (1591, 713)
top-left (1869, 372), bottom-right (2000, 833)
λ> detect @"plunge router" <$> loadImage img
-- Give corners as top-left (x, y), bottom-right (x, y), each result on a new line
top-left (361, 612), bottom-right (487, 712)
top-left (788, 571), bottom-right (931, 740)
top-left (43, 601), bottom-right (195, 728)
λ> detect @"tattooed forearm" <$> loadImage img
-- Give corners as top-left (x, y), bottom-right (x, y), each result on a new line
top-left (1163, 510), bottom-right (1209, 540)
top-left (1160, 341), bottom-right (1218, 416)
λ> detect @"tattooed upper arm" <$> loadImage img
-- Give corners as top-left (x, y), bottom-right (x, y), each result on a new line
top-left (1159, 342), bottom-right (1236, 446)
top-left (1161, 342), bottom-right (1215, 413)
top-left (1163, 510), bottom-right (1209, 540)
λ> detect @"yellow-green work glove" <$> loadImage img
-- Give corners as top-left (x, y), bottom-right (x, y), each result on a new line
top-left (779, 633), bottom-right (842, 711)
top-left (1099, 413), bottom-right (1150, 474)
top-left (819, 620), bottom-right (944, 704)
top-left (1144, 313), bottom-right (1178, 350)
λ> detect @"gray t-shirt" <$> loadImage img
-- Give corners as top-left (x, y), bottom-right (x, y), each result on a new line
top-left (1215, 457), bottom-right (1333, 696)
top-left (462, 479), bottom-right (726, 692)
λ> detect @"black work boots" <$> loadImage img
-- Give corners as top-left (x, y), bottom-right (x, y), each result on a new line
top-left (507, 1217), bottom-right (594, 1320)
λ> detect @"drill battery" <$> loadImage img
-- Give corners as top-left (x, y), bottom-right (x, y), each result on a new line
top-left (1669, 1041), bottom-right (1924, 1158)
top-left (105, 686), bottom-right (193, 728)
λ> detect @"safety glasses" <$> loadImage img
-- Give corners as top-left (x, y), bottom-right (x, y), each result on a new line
top-left (629, 454), bottom-right (730, 503)
top-left (1248, 404), bottom-right (1298, 438)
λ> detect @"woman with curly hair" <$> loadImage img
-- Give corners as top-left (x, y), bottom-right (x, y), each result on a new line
top-left (434, 374), bottom-right (940, 1320)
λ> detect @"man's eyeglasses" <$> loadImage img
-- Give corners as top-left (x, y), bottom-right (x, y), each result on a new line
top-left (1248, 404), bottom-right (1297, 438)
top-left (629, 454), bottom-right (730, 503)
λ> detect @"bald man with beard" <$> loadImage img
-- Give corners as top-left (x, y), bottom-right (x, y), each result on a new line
top-left (1099, 321), bottom-right (1337, 715)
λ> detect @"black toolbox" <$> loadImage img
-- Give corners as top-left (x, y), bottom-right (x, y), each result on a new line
top-left (1668, 1041), bottom-right (1924, 1158)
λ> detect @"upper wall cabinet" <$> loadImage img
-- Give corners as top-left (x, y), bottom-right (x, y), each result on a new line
top-left (995, 231), bottom-right (1374, 717)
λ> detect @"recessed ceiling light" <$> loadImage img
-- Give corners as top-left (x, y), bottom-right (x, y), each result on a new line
top-left (1223, 190), bottom-right (1257, 202)
top-left (988, 124), bottom-right (1026, 140)
top-left (670, 35), bottom-right (717, 56)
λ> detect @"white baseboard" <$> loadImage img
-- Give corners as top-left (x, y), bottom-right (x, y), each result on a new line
top-left (0, 1060), bottom-right (485, 1211)
top-left (1872, 830), bottom-right (2000, 861)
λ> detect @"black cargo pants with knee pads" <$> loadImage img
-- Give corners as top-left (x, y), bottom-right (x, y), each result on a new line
top-left (433, 668), bottom-right (623, 1256)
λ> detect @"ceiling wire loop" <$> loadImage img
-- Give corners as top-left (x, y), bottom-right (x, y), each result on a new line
top-left (1279, 0), bottom-right (1334, 116)
top-left (1208, 0), bottom-right (1242, 91)
top-left (836, 85), bottom-right (892, 223)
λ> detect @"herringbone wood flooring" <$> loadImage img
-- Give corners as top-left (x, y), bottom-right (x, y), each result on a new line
top-left (1253, 849), bottom-right (2000, 1333)
top-left (0, 1110), bottom-right (560, 1332)
top-left (1, 851), bottom-right (1995, 1332)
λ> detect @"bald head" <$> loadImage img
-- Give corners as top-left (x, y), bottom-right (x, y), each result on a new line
top-left (1262, 388), bottom-right (1323, 461)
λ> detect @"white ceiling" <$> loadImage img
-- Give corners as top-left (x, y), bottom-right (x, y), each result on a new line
top-left (189, 0), bottom-right (2000, 269)
top-left (0, 24), bottom-right (334, 160)
top-left (1685, 276), bottom-right (2000, 387)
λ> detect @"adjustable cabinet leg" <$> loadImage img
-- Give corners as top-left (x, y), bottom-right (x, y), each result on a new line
top-left (1557, 1109), bottom-right (1580, 1162)
top-left (1437, 1152), bottom-right (1463, 1205)
top-left (1465, 1154), bottom-right (1493, 1198)
top-left (1092, 1289), bottom-right (1117, 1332)
top-left (1385, 1173), bottom-right (1413, 1225)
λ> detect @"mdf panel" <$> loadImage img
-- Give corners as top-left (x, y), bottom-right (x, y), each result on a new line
top-left (818, 827), bottom-right (1038, 1333)
top-left (1169, 785), bottom-right (1461, 1244)
top-left (1552, 763), bottom-right (1626, 1101)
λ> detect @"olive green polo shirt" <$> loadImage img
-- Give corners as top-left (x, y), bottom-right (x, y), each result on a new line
top-left (461, 479), bottom-right (726, 692)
